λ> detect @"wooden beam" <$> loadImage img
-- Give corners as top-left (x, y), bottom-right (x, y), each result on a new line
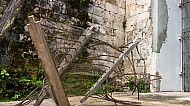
top-left (27, 15), bottom-right (69, 106)
top-left (34, 24), bottom-right (98, 106)
top-left (58, 25), bottom-right (97, 75)
top-left (80, 38), bottom-right (141, 103)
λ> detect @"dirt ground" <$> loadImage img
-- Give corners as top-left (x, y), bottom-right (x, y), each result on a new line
top-left (1, 92), bottom-right (190, 106)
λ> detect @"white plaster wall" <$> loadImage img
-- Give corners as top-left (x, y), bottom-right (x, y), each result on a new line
top-left (152, 0), bottom-right (182, 91)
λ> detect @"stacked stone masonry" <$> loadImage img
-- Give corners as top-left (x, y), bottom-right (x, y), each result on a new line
top-left (124, 0), bottom-right (152, 74)
top-left (33, 0), bottom-right (152, 72)
top-left (0, 0), bottom-right (152, 76)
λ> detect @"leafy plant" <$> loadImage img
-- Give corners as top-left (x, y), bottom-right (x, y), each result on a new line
top-left (1, 69), bottom-right (10, 79)
top-left (138, 79), bottom-right (149, 93)
top-left (126, 77), bottom-right (149, 93)
top-left (62, 72), bottom-right (97, 96)
top-left (80, 0), bottom-right (86, 4)
top-left (11, 91), bottom-right (21, 100)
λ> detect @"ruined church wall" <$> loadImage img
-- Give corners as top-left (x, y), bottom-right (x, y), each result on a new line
top-left (0, 0), bottom-right (153, 76)
top-left (124, 0), bottom-right (152, 74)
top-left (0, 0), bottom-right (183, 92)
top-left (90, 0), bottom-right (154, 81)
top-left (34, 0), bottom-right (153, 75)
top-left (85, 0), bottom-right (127, 70)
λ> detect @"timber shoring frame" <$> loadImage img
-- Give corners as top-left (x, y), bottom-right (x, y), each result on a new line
top-left (27, 15), bottom-right (69, 106)
top-left (15, 14), bottom-right (162, 105)
top-left (33, 24), bottom-right (99, 106)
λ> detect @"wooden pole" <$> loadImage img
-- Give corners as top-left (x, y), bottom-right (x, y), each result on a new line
top-left (58, 25), bottom-right (97, 75)
top-left (80, 38), bottom-right (141, 103)
top-left (27, 15), bottom-right (70, 106)
top-left (34, 24), bottom-right (98, 106)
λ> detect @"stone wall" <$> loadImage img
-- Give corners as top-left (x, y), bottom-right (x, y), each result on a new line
top-left (85, 0), bottom-right (126, 71)
top-left (124, 0), bottom-right (152, 74)
top-left (76, 0), bottom-right (153, 76)
top-left (0, 0), bottom-right (14, 65)
top-left (36, 0), bottom-right (127, 70)
top-left (0, 0), bottom-right (153, 75)
top-left (0, 0), bottom-right (184, 92)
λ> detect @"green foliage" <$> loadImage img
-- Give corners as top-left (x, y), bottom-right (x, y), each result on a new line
top-left (80, 0), bottom-right (86, 4)
top-left (1, 69), bottom-right (10, 79)
top-left (138, 79), bottom-right (149, 93)
top-left (0, 64), bottom-right (44, 102)
top-left (62, 71), bottom-right (124, 96)
top-left (127, 79), bottom-right (149, 93)
top-left (99, 83), bottom-right (123, 94)
top-left (0, 0), bottom-right (44, 102)
top-left (62, 72), bottom-right (99, 96)
top-left (126, 77), bottom-right (149, 93)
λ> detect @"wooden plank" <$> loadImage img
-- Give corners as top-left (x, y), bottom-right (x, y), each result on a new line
top-left (58, 25), bottom-right (98, 75)
top-left (34, 85), bottom-right (49, 106)
top-left (27, 15), bottom-right (69, 106)
top-left (34, 24), bottom-right (98, 106)
top-left (80, 38), bottom-right (141, 103)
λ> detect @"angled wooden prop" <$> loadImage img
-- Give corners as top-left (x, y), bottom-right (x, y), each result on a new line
top-left (80, 38), bottom-right (141, 103)
top-left (34, 24), bottom-right (99, 106)
top-left (27, 15), bottom-right (70, 106)
top-left (58, 24), bottom-right (99, 75)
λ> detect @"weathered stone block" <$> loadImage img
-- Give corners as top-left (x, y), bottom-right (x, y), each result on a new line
top-left (136, 21), bottom-right (147, 30)
top-left (105, 11), bottom-right (115, 20)
top-left (86, 4), bottom-right (94, 13)
top-left (137, 12), bottom-right (150, 22)
top-left (93, 6), bottom-right (105, 16)
top-left (126, 17), bottom-right (136, 26)
top-left (92, 15), bottom-right (104, 25)
top-left (126, 5), bottom-right (136, 17)
top-left (105, 0), bottom-right (117, 5)
top-left (105, 2), bottom-right (118, 13)
top-left (136, 5), bottom-right (144, 14)
top-left (117, 8), bottom-right (125, 15)
top-left (126, 0), bottom-right (136, 6)
top-left (113, 20), bottom-right (123, 30)
top-left (115, 14), bottom-right (125, 22)
top-left (104, 18), bottom-right (114, 28)
top-left (105, 27), bottom-right (114, 36)
top-left (97, 0), bottom-right (106, 9)
top-left (116, 0), bottom-right (126, 8)
top-left (136, 0), bottom-right (147, 6)
top-left (114, 30), bottom-right (125, 46)
top-left (126, 26), bottom-right (135, 32)
top-left (98, 26), bottom-right (107, 35)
